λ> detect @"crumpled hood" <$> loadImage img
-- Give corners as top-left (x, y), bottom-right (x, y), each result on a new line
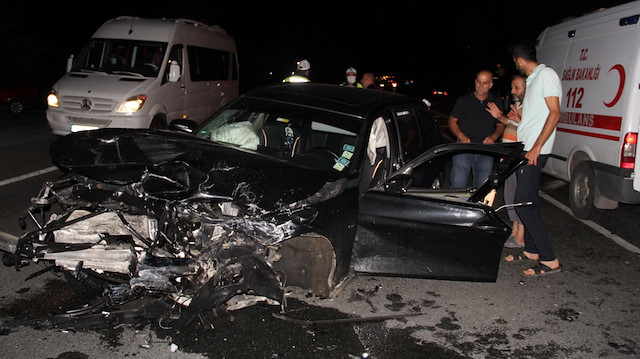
top-left (50, 129), bottom-right (342, 210)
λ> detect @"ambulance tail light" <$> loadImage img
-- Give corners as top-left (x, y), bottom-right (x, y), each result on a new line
top-left (621, 132), bottom-right (637, 169)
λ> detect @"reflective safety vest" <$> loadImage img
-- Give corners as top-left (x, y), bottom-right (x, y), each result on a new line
top-left (340, 82), bottom-right (363, 88)
top-left (283, 75), bottom-right (310, 83)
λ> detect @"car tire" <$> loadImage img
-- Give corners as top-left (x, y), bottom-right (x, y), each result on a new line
top-left (272, 234), bottom-right (337, 298)
top-left (569, 161), bottom-right (595, 219)
top-left (8, 99), bottom-right (24, 114)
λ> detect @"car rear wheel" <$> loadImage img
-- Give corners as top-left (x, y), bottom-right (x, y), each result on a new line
top-left (8, 99), bottom-right (24, 114)
top-left (569, 161), bottom-right (595, 219)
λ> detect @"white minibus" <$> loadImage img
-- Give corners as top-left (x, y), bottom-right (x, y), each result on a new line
top-left (46, 17), bottom-right (239, 135)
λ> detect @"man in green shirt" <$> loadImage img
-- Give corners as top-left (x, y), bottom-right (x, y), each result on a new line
top-left (508, 40), bottom-right (562, 276)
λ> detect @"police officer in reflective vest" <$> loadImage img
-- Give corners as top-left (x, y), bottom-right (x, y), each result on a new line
top-left (283, 59), bottom-right (311, 83)
top-left (341, 67), bottom-right (363, 87)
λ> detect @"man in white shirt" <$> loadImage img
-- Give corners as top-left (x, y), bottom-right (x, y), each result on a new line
top-left (507, 40), bottom-right (562, 276)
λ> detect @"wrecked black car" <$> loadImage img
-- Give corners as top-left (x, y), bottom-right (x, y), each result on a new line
top-left (4, 83), bottom-right (525, 329)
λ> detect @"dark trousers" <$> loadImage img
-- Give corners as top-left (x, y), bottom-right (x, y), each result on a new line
top-left (514, 154), bottom-right (557, 261)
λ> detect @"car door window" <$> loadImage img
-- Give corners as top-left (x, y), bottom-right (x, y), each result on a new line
top-left (415, 107), bottom-right (441, 150)
top-left (380, 105), bottom-right (444, 189)
top-left (359, 116), bottom-right (391, 195)
top-left (393, 107), bottom-right (421, 161)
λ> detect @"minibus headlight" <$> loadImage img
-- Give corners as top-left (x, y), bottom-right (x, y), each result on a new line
top-left (117, 95), bottom-right (147, 114)
top-left (47, 92), bottom-right (59, 108)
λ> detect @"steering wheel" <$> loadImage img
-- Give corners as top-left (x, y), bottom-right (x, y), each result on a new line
top-left (143, 62), bottom-right (158, 70)
top-left (307, 147), bottom-right (339, 160)
top-left (291, 147), bottom-right (340, 168)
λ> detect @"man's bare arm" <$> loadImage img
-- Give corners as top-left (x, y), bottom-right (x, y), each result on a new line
top-left (526, 96), bottom-right (561, 165)
top-left (448, 116), bottom-right (470, 143)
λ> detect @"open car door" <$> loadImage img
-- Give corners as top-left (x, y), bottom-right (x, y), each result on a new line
top-left (353, 142), bottom-right (527, 282)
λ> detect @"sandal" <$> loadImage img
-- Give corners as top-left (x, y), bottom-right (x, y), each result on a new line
top-left (505, 251), bottom-right (538, 262)
top-left (525, 263), bottom-right (562, 276)
top-left (504, 235), bottom-right (524, 248)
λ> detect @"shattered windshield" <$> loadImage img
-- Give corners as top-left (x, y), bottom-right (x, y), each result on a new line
top-left (72, 38), bottom-right (167, 77)
top-left (196, 99), bottom-right (362, 172)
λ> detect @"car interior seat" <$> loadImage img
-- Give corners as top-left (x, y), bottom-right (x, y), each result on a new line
top-left (359, 147), bottom-right (388, 196)
top-left (259, 118), bottom-right (304, 158)
top-left (359, 117), bottom-right (390, 195)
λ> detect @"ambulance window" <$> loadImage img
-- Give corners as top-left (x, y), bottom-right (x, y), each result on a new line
top-left (620, 15), bottom-right (639, 26)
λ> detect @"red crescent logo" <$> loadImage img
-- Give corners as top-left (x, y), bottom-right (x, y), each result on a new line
top-left (604, 64), bottom-right (625, 108)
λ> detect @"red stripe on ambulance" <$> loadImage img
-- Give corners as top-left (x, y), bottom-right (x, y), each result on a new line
top-left (559, 112), bottom-right (622, 131)
top-left (557, 127), bottom-right (620, 142)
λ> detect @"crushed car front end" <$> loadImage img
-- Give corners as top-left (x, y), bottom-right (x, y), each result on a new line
top-left (11, 128), bottom-right (357, 330)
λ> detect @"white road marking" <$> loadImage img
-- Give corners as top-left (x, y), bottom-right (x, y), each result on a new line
top-left (539, 191), bottom-right (640, 254)
top-left (0, 166), bottom-right (58, 188)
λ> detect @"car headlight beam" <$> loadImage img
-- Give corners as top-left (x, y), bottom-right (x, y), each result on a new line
top-left (117, 95), bottom-right (147, 114)
top-left (47, 92), bottom-right (60, 108)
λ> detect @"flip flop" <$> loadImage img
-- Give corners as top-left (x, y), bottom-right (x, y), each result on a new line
top-left (505, 251), bottom-right (538, 262)
top-left (526, 263), bottom-right (562, 276)
top-left (503, 235), bottom-right (524, 248)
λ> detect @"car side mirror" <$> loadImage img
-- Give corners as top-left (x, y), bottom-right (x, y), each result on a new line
top-left (168, 62), bottom-right (181, 82)
top-left (168, 119), bottom-right (198, 134)
top-left (384, 174), bottom-right (413, 193)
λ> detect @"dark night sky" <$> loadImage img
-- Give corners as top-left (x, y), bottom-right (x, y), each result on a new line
top-left (2, 1), bottom-right (633, 95)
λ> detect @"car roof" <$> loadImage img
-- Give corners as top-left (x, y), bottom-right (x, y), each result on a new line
top-left (242, 83), bottom-right (420, 119)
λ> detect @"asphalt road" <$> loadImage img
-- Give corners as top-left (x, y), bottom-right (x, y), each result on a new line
top-left (0, 109), bottom-right (638, 359)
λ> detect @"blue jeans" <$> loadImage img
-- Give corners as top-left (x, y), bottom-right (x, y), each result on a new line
top-left (450, 153), bottom-right (494, 188)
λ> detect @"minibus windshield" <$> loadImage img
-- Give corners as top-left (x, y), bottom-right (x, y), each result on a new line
top-left (72, 39), bottom-right (167, 77)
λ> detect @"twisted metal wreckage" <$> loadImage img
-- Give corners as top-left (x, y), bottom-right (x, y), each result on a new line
top-left (4, 120), bottom-right (528, 330)
top-left (9, 130), bottom-right (348, 330)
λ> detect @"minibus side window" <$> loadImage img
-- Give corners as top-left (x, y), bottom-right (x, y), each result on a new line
top-left (187, 46), bottom-right (230, 81)
top-left (231, 53), bottom-right (238, 81)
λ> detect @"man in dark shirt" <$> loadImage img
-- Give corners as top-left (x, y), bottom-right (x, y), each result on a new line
top-left (448, 70), bottom-right (506, 188)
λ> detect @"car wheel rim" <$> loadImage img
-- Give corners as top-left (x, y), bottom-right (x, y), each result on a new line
top-left (10, 102), bottom-right (23, 114)
top-left (574, 175), bottom-right (590, 208)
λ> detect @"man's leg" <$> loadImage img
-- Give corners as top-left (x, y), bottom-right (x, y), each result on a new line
top-left (451, 153), bottom-right (473, 188)
top-left (472, 154), bottom-right (494, 188)
top-left (504, 172), bottom-right (519, 222)
top-left (514, 155), bottom-right (557, 261)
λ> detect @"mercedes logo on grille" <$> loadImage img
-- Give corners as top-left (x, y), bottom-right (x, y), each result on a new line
top-left (80, 99), bottom-right (93, 111)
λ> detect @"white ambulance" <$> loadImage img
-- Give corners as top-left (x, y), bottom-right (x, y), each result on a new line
top-left (536, 1), bottom-right (640, 218)
top-left (46, 17), bottom-right (239, 135)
